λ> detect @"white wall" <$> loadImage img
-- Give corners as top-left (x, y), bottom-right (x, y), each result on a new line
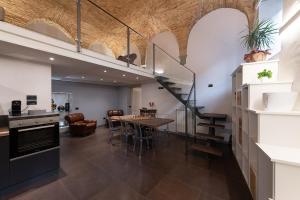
top-left (146, 32), bottom-right (192, 84)
top-left (0, 55), bottom-right (51, 115)
top-left (52, 80), bottom-right (120, 125)
top-left (140, 8), bottom-right (248, 130)
top-left (259, 0), bottom-right (283, 59)
top-left (279, 0), bottom-right (300, 109)
top-left (186, 8), bottom-right (248, 117)
top-left (89, 42), bottom-right (115, 58)
top-left (144, 33), bottom-right (183, 132)
top-left (141, 82), bottom-right (184, 132)
top-left (131, 87), bottom-right (142, 114)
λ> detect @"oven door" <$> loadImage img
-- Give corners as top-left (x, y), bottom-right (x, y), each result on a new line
top-left (10, 123), bottom-right (59, 159)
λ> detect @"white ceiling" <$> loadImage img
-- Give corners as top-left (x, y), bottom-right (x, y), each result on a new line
top-left (0, 40), bottom-right (155, 86)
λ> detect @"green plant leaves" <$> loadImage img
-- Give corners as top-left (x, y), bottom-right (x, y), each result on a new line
top-left (257, 69), bottom-right (272, 79)
top-left (242, 20), bottom-right (278, 51)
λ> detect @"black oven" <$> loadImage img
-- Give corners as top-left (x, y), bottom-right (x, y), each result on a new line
top-left (9, 120), bottom-right (59, 159)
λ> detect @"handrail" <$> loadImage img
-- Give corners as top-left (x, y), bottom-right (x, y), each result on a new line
top-left (85, 0), bottom-right (195, 74)
top-left (186, 77), bottom-right (195, 105)
top-left (86, 0), bottom-right (144, 38)
top-left (154, 45), bottom-right (195, 74)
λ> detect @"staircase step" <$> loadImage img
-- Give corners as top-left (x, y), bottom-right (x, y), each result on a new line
top-left (163, 81), bottom-right (176, 85)
top-left (197, 123), bottom-right (225, 129)
top-left (156, 76), bottom-right (169, 81)
top-left (199, 113), bottom-right (227, 121)
top-left (191, 144), bottom-right (223, 157)
top-left (176, 93), bottom-right (189, 97)
top-left (191, 106), bottom-right (205, 110)
top-left (169, 87), bottom-right (182, 91)
top-left (195, 132), bottom-right (224, 142)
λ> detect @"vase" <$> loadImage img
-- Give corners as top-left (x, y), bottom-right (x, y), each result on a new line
top-left (244, 50), bottom-right (270, 63)
top-left (259, 77), bottom-right (269, 83)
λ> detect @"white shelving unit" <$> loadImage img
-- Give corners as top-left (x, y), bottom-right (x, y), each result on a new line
top-left (257, 144), bottom-right (300, 200)
top-left (231, 60), bottom-right (300, 200)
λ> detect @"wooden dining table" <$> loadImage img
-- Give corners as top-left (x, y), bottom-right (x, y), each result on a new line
top-left (110, 115), bottom-right (174, 158)
top-left (111, 116), bottom-right (174, 128)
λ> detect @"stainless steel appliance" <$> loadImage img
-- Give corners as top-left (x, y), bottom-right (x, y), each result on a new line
top-left (11, 100), bottom-right (21, 116)
top-left (9, 115), bottom-right (59, 159)
top-left (8, 113), bottom-right (60, 184)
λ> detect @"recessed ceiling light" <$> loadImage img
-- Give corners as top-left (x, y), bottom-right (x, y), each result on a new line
top-left (81, 76), bottom-right (85, 79)
top-left (104, 70), bottom-right (107, 73)
top-left (122, 74), bottom-right (126, 77)
top-left (49, 57), bottom-right (55, 61)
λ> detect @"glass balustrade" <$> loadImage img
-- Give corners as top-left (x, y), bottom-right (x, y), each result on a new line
top-left (0, 0), bottom-right (197, 137)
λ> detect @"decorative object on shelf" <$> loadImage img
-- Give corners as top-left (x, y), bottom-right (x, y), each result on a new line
top-left (257, 69), bottom-right (272, 82)
top-left (263, 92), bottom-right (298, 111)
top-left (242, 20), bottom-right (277, 63)
top-left (51, 99), bottom-right (57, 111)
top-left (57, 105), bottom-right (65, 112)
top-left (149, 101), bottom-right (155, 108)
top-left (117, 53), bottom-right (137, 64)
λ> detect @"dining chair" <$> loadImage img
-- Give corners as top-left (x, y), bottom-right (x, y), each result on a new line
top-left (120, 121), bottom-right (135, 152)
top-left (108, 117), bottom-right (122, 145)
top-left (133, 123), bottom-right (153, 158)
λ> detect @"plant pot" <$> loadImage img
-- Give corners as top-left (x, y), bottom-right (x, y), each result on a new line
top-left (244, 50), bottom-right (270, 63)
top-left (251, 51), bottom-right (267, 62)
top-left (263, 92), bottom-right (298, 111)
top-left (259, 77), bottom-right (270, 83)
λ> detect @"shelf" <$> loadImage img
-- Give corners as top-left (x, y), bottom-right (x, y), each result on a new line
top-left (249, 109), bottom-right (300, 116)
top-left (257, 143), bottom-right (300, 167)
top-left (232, 60), bottom-right (279, 87)
top-left (195, 132), bottom-right (224, 142)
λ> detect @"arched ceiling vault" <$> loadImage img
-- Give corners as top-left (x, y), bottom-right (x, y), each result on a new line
top-left (0, 0), bottom-right (257, 64)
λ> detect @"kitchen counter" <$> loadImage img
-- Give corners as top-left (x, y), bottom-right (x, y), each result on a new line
top-left (9, 112), bottom-right (59, 121)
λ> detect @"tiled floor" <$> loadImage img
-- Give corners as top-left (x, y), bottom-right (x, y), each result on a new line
top-left (0, 127), bottom-right (252, 200)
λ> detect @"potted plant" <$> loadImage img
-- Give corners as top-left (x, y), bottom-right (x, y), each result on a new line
top-left (257, 69), bottom-right (272, 82)
top-left (242, 20), bottom-right (278, 62)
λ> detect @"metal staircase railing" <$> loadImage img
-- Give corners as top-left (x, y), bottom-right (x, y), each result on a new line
top-left (77, 0), bottom-right (199, 147)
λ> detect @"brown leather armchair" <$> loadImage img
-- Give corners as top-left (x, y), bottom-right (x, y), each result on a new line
top-left (106, 109), bottom-right (124, 128)
top-left (65, 113), bottom-right (97, 137)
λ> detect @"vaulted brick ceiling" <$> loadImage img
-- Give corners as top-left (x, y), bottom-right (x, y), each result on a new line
top-left (0, 0), bottom-right (257, 63)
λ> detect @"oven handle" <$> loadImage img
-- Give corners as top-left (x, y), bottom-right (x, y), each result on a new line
top-left (10, 146), bottom-right (60, 162)
top-left (18, 124), bottom-right (56, 132)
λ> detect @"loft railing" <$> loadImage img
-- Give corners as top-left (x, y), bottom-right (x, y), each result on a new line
top-left (79, 0), bottom-right (197, 143)
top-left (0, 0), bottom-right (197, 141)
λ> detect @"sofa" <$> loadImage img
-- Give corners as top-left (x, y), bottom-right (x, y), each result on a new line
top-left (106, 109), bottom-right (124, 128)
top-left (65, 113), bottom-right (97, 137)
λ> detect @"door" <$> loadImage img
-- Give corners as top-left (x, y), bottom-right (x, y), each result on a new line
top-left (131, 87), bottom-right (142, 115)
